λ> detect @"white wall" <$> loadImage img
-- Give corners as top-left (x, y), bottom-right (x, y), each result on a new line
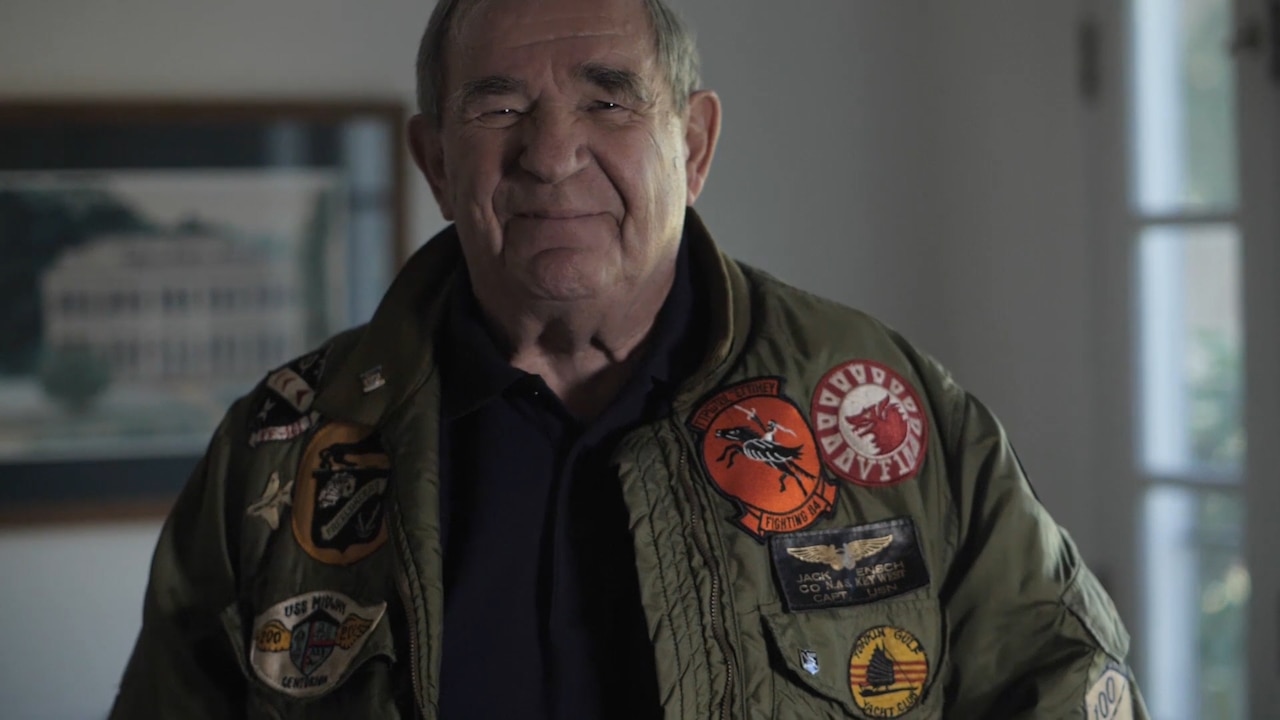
top-left (0, 521), bottom-right (161, 719)
top-left (685, 0), bottom-right (1105, 563)
top-left (918, 3), bottom-right (1103, 563)
top-left (0, 2), bottom-right (1102, 717)
top-left (683, 2), bottom-right (941, 339)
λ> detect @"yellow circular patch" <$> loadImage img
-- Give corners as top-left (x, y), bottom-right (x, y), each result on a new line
top-left (848, 625), bottom-right (928, 718)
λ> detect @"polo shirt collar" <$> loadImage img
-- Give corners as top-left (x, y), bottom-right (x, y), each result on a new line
top-left (439, 278), bottom-right (527, 421)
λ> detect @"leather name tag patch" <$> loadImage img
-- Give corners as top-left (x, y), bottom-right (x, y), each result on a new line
top-left (770, 517), bottom-right (929, 612)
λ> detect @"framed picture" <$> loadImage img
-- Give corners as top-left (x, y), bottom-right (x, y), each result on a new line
top-left (0, 101), bottom-right (406, 523)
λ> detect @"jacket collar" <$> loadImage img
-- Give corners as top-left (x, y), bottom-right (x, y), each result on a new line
top-left (676, 208), bottom-right (749, 413)
top-left (311, 225), bottom-right (463, 427)
top-left (312, 208), bottom-right (750, 428)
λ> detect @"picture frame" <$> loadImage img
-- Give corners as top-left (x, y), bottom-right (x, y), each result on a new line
top-left (0, 100), bottom-right (407, 524)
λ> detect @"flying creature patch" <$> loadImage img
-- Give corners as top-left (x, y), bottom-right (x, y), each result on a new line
top-left (687, 377), bottom-right (838, 541)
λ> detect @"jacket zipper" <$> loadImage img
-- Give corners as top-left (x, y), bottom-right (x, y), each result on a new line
top-left (391, 508), bottom-right (428, 718)
top-left (676, 446), bottom-right (735, 720)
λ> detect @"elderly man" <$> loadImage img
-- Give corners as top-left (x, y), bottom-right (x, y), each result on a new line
top-left (111, 0), bottom-right (1148, 718)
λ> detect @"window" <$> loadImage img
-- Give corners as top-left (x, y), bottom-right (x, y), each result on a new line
top-left (1129, 0), bottom-right (1246, 717)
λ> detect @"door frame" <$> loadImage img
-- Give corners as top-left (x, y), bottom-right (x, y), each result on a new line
top-left (1238, 0), bottom-right (1280, 714)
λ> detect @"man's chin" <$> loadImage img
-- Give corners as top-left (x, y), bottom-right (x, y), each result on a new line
top-left (521, 277), bottom-right (607, 305)
top-left (515, 259), bottom-right (617, 305)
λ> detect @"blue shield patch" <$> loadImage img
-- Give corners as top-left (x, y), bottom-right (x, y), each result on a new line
top-left (289, 610), bottom-right (340, 677)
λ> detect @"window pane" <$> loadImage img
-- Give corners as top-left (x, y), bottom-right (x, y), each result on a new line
top-left (1132, 0), bottom-right (1238, 212)
top-left (1143, 485), bottom-right (1247, 720)
top-left (1138, 224), bottom-right (1244, 474)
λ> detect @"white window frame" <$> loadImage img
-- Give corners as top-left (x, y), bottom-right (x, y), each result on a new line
top-left (1084, 0), bottom-right (1280, 714)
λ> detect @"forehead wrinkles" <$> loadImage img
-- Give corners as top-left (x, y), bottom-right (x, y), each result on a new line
top-left (457, 28), bottom-right (637, 58)
top-left (450, 0), bottom-right (649, 55)
top-left (441, 0), bottom-right (668, 118)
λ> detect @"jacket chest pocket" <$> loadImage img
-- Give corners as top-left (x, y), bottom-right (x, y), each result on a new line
top-left (760, 598), bottom-right (946, 720)
top-left (221, 599), bottom-right (406, 719)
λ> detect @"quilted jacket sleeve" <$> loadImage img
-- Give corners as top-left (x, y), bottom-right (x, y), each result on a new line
top-left (938, 389), bottom-right (1150, 719)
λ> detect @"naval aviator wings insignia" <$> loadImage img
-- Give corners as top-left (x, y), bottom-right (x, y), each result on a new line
top-left (786, 534), bottom-right (894, 570)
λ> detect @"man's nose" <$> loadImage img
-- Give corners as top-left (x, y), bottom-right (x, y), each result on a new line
top-left (517, 108), bottom-right (588, 184)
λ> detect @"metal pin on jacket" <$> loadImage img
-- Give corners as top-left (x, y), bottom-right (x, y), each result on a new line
top-left (360, 366), bottom-right (386, 394)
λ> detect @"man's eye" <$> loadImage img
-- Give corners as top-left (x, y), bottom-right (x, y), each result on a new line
top-left (477, 108), bottom-right (521, 120)
top-left (473, 107), bottom-right (522, 127)
top-left (592, 101), bottom-right (624, 112)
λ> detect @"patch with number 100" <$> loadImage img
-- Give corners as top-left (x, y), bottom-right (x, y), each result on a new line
top-left (1085, 665), bottom-right (1133, 720)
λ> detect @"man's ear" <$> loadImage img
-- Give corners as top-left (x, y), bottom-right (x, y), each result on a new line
top-left (683, 90), bottom-right (722, 205)
top-left (407, 114), bottom-right (455, 221)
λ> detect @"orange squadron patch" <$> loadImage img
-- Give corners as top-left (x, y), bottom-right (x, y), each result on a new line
top-left (688, 378), bottom-right (838, 541)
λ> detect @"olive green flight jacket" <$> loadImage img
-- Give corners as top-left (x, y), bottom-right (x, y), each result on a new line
top-left (110, 210), bottom-right (1149, 719)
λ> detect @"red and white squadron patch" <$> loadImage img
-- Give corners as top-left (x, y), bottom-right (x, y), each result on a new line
top-left (811, 360), bottom-right (928, 487)
top-left (688, 377), bottom-right (838, 541)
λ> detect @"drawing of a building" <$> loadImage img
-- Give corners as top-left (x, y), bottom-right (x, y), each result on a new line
top-left (40, 232), bottom-right (306, 384)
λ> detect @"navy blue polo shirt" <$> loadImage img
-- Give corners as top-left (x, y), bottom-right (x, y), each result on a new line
top-left (436, 238), bottom-right (699, 720)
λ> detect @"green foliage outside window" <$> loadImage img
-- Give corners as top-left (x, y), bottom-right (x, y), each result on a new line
top-left (1189, 329), bottom-right (1244, 467)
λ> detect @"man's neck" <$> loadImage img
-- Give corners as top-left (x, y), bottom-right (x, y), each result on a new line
top-left (472, 269), bottom-right (677, 419)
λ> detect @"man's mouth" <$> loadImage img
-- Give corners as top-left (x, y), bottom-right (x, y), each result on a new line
top-left (514, 210), bottom-right (599, 220)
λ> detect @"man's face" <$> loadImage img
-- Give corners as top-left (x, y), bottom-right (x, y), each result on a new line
top-left (411, 0), bottom-right (718, 305)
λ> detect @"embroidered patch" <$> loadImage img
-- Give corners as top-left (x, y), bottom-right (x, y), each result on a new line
top-left (811, 360), bottom-right (928, 487)
top-left (849, 625), bottom-right (928, 718)
top-left (249, 348), bottom-right (329, 447)
top-left (292, 422), bottom-right (389, 565)
top-left (250, 411), bottom-right (319, 447)
top-left (246, 472), bottom-right (294, 531)
top-left (267, 367), bottom-right (317, 414)
top-left (770, 518), bottom-right (929, 612)
top-left (688, 377), bottom-right (838, 541)
top-left (1085, 665), bottom-right (1134, 720)
top-left (800, 649), bottom-right (820, 676)
top-left (251, 591), bottom-right (386, 698)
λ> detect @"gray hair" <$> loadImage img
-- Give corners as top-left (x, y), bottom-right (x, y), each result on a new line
top-left (415, 0), bottom-right (701, 126)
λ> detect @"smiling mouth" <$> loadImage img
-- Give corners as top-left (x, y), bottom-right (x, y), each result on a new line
top-left (515, 211), bottom-right (600, 220)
